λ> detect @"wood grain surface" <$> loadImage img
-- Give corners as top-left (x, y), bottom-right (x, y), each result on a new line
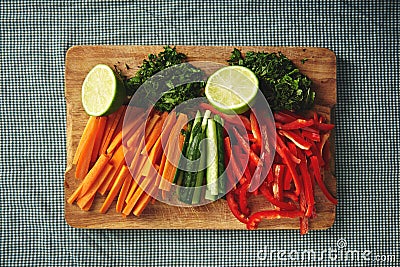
top-left (64, 45), bottom-right (337, 230)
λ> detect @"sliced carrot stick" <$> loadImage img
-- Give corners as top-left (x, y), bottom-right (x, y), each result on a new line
top-left (123, 111), bottom-right (146, 138)
top-left (73, 116), bottom-right (96, 165)
top-left (125, 177), bottom-right (140, 204)
top-left (106, 130), bottom-right (123, 155)
top-left (126, 127), bottom-right (142, 149)
top-left (159, 114), bottom-right (187, 191)
top-left (98, 112), bottom-right (117, 156)
top-left (78, 153), bottom-right (111, 197)
top-left (133, 188), bottom-right (155, 216)
top-left (142, 112), bottom-right (168, 154)
top-left (141, 135), bottom-right (164, 177)
top-left (76, 163), bottom-right (114, 209)
top-left (122, 167), bottom-right (157, 216)
top-left (81, 196), bottom-right (95, 211)
top-left (67, 183), bottom-right (83, 204)
top-left (98, 145), bottom-right (126, 195)
top-left (99, 165), bottom-right (130, 213)
top-left (75, 117), bottom-right (100, 179)
top-left (128, 136), bottom-right (146, 176)
top-left (116, 173), bottom-right (133, 213)
top-left (145, 114), bottom-right (160, 139)
top-left (99, 105), bottom-right (126, 155)
top-left (91, 116), bottom-right (108, 164)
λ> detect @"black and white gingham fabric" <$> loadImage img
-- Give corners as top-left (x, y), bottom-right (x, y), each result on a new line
top-left (1, 1), bottom-right (399, 266)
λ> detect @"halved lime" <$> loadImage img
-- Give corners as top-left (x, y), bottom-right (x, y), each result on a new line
top-left (205, 66), bottom-right (259, 114)
top-left (81, 64), bottom-right (126, 116)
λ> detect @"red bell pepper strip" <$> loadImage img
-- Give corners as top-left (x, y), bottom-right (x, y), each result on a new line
top-left (283, 168), bottom-right (292, 191)
top-left (277, 118), bottom-right (314, 130)
top-left (314, 121), bottom-right (335, 131)
top-left (275, 141), bottom-right (302, 196)
top-left (310, 141), bottom-right (325, 167)
top-left (310, 156), bottom-right (338, 205)
top-left (247, 133), bottom-right (256, 143)
top-left (259, 182), bottom-right (297, 211)
top-left (233, 127), bottom-right (261, 169)
top-left (279, 130), bottom-right (312, 150)
top-left (237, 182), bottom-right (250, 216)
top-left (276, 134), bottom-right (301, 164)
top-left (273, 164), bottom-right (285, 201)
top-left (297, 149), bottom-right (314, 218)
top-left (226, 191), bottom-right (249, 224)
top-left (247, 210), bottom-right (303, 230)
top-left (249, 112), bottom-right (262, 149)
top-left (224, 137), bottom-right (237, 189)
top-left (301, 130), bottom-right (321, 142)
top-left (239, 115), bottom-right (252, 132)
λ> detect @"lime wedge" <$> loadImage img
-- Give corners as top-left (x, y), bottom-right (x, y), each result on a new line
top-left (205, 66), bottom-right (258, 114)
top-left (81, 64), bottom-right (126, 116)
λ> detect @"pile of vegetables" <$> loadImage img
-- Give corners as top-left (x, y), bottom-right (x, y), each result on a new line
top-left (224, 109), bottom-right (336, 234)
top-left (68, 46), bottom-right (337, 234)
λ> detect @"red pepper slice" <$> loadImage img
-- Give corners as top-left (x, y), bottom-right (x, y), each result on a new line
top-left (237, 182), bottom-right (250, 216)
top-left (226, 191), bottom-right (249, 224)
top-left (310, 156), bottom-right (338, 205)
top-left (249, 112), bottom-right (262, 149)
top-left (276, 134), bottom-right (301, 164)
top-left (239, 115), bottom-right (252, 132)
top-left (259, 182), bottom-right (297, 211)
top-left (275, 141), bottom-right (303, 196)
top-left (224, 137), bottom-right (238, 189)
top-left (297, 149), bottom-right (314, 218)
top-left (314, 121), bottom-right (335, 132)
top-left (279, 130), bottom-right (312, 150)
top-left (283, 168), bottom-right (292, 191)
top-left (277, 118), bottom-right (314, 130)
top-left (301, 130), bottom-right (321, 142)
top-left (273, 164), bottom-right (285, 201)
top-left (247, 210), bottom-right (303, 230)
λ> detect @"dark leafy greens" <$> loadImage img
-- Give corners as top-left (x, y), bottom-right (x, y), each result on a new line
top-left (228, 48), bottom-right (315, 111)
top-left (125, 46), bottom-right (205, 112)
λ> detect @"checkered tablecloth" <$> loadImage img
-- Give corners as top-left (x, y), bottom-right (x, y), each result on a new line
top-left (1, 1), bottom-right (399, 266)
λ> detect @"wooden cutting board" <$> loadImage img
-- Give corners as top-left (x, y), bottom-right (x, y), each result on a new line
top-left (64, 45), bottom-right (337, 230)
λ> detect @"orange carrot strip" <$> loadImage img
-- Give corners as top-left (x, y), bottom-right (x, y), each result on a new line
top-left (126, 127), bottom-right (142, 149)
top-left (67, 184), bottom-right (83, 204)
top-left (76, 163), bottom-right (114, 209)
top-left (73, 116), bottom-right (96, 165)
top-left (99, 105), bottom-right (126, 155)
top-left (99, 112), bottom-right (117, 156)
top-left (145, 114), bottom-right (160, 139)
top-left (159, 114), bottom-right (187, 190)
top-left (106, 130), bottom-right (123, 155)
top-left (99, 165), bottom-right (130, 213)
top-left (142, 112), bottom-right (168, 154)
top-left (133, 187), bottom-right (155, 216)
top-left (81, 196), bottom-right (95, 211)
top-left (123, 111), bottom-right (146, 138)
top-left (75, 117), bottom-right (100, 179)
top-left (98, 145), bottom-right (126, 195)
top-left (91, 116), bottom-right (107, 164)
top-left (122, 166), bottom-right (158, 216)
top-left (125, 176), bottom-right (140, 204)
top-left (116, 173), bottom-right (133, 213)
top-left (129, 136), bottom-right (146, 174)
top-left (79, 154), bottom-right (111, 197)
